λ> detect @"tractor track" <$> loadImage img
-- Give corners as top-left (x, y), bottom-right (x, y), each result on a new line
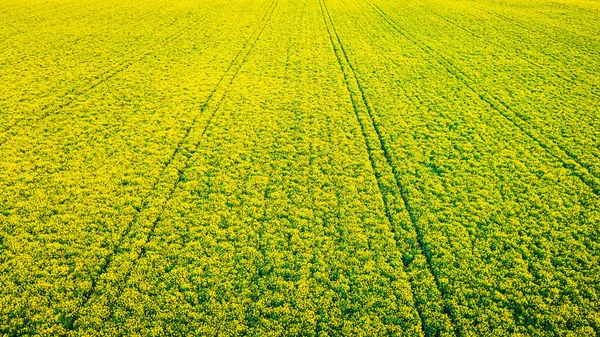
top-left (64, 0), bottom-right (279, 331)
top-left (319, 0), bottom-right (459, 335)
top-left (373, 4), bottom-right (600, 198)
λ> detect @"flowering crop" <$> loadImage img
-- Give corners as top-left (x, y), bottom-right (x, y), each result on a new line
top-left (1, 0), bottom-right (598, 335)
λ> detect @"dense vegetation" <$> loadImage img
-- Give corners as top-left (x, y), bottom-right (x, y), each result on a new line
top-left (0, 0), bottom-right (598, 335)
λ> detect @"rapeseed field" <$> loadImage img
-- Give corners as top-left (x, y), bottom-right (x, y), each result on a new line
top-left (1, 0), bottom-right (599, 335)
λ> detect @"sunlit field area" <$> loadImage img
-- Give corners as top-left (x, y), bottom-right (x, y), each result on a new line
top-left (1, 0), bottom-right (599, 335)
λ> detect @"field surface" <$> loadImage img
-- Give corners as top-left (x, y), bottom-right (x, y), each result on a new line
top-left (1, 0), bottom-right (599, 336)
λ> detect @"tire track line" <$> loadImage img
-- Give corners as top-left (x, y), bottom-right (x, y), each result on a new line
top-left (0, 4), bottom-right (213, 147)
top-left (9, 7), bottom-right (223, 331)
top-left (103, 0), bottom-right (279, 322)
top-left (319, 0), bottom-right (457, 336)
top-left (487, 9), bottom-right (600, 44)
top-left (352, 0), bottom-right (521, 213)
top-left (428, 9), bottom-right (599, 98)
top-left (373, 4), bottom-right (600, 198)
top-left (66, 0), bottom-right (278, 331)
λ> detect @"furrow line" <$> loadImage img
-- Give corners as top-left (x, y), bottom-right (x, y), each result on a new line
top-left (0, 5), bottom-right (216, 147)
top-left (66, 0), bottom-right (278, 331)
top-left (319, 0), bottom-right (457, 336)
top-left (372, 4), bottom-right (600, 198)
